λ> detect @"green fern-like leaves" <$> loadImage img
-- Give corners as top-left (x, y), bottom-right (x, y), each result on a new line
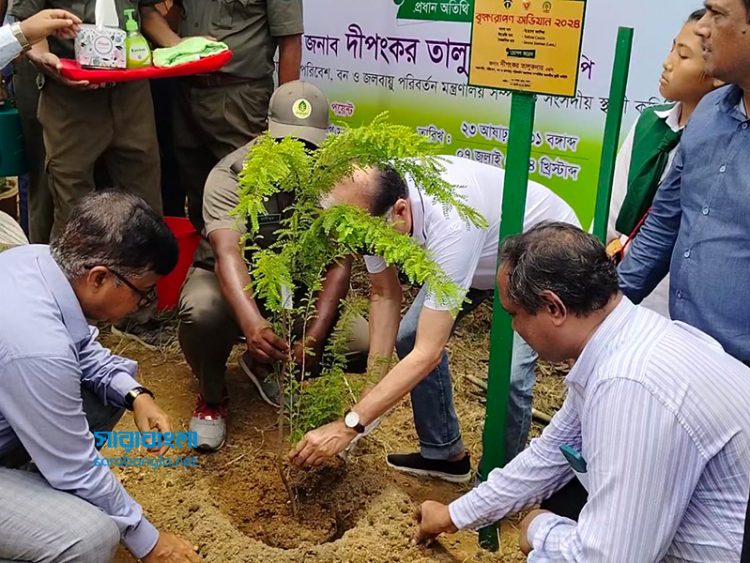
top-left (235, 115), bottom-right (484, 441)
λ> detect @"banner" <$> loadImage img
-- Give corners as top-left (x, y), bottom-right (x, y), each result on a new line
top-left (300, 0), bottom-right (691, 226)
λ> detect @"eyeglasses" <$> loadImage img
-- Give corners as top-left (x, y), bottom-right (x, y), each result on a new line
top-left (110, 269), bottom-right (157, 308)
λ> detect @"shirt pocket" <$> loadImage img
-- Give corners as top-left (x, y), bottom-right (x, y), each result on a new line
top-left (216, 0), bottom-right (262, 29)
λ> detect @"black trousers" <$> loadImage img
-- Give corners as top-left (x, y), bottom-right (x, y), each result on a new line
top-left (541, 478), bottom-right (588, 521)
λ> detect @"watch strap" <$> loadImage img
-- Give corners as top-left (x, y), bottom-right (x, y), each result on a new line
top-left (344, 411), bottom-right (366, 434)
top-left (125, 386), bottom-right (154, 410)
top-left (10, 22), bottom-right (31, 52)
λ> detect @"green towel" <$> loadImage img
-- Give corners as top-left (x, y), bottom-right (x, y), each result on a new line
top-left (153, 37), bottom-right (229, 68)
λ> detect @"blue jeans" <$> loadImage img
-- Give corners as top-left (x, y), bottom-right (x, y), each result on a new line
top-left (396, 286), bottom-right (538, 461)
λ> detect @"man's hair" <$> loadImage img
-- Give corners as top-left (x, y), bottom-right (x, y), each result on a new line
top-left (687, 8), bottom-right (706, 21)
top-left (371, 166), bottom-right (408, 216)
top-left (50, 191), bottom-right (179, 280)
top-left (498, 222), bottom-right (619, 316)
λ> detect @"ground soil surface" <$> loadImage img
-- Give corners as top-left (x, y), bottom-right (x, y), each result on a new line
top-left (103, 301), bottom-right (566, 563)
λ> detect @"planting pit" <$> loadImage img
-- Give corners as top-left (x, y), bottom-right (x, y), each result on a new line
top-left (102, 303), bottom-right (565, 562)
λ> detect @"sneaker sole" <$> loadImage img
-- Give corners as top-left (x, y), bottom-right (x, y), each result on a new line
top-left (238, 355), bottom-right (279, 407)
top-left (385, 458), bottom-right (472, 484)
top-left (111, 326), bottom-right (159, 352)
top-left (194, 439), bottom-right (225, 452)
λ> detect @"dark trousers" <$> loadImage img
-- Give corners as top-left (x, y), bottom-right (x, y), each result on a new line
top-left (541, 478), bottom-right (588, 521)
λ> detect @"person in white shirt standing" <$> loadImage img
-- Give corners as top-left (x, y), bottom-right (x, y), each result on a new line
top-left (289, 156), bottom-right (580, 481)
top-left (605, 8), bottom-right (721, 318)
top-left (414, 222), bottom-right (750, 562)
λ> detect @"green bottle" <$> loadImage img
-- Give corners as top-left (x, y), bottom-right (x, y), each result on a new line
top-left (123, 8), bottom-right (152, 69)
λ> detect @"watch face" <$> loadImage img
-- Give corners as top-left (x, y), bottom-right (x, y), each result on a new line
top-left (344, 411), bottom-right (360, 428)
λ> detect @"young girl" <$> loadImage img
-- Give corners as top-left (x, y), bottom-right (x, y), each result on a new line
top-left (607, 8), bottom-right (721, 317)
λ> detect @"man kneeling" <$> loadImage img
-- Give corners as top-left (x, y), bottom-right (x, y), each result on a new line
top-left (415, 223), bottom-right (750, 561)
top-left (0, 192), bottom-right (199, 562)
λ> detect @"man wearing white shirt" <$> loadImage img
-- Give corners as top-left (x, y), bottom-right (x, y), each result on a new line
top-left (0, 8), bottom-right (78, 68)
top-left (289, 156), bottom-right (580, 481)
top-left (414, 223), bottom-right (750, 562)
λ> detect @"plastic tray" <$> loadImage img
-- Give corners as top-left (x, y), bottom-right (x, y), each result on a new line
top-left (58, 50), bottom-right (232, 84)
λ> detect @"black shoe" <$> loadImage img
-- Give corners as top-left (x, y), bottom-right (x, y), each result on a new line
top-left (386, 452), bottom-right (472, 483)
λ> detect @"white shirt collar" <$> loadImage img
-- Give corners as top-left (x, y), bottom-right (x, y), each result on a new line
top-left (653, 102), bottom-right (683, 132)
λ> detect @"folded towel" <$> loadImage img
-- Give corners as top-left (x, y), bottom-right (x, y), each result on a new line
top-left (153, 37), bottom-right (229, 68)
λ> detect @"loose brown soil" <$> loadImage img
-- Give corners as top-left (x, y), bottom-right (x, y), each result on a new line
top-left (103, 301), bottom-right (565, 562)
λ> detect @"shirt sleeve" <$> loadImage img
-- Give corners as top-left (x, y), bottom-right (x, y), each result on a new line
top-left (525, 379), bottom-right (704, 562)
top-left (422, 221), bottom-right (484, 311)
top-left (448, 393), bottom-right (580, 529)
top-left (618, 145), bottom-right (683, 304)
top-left (363, 255), bottom-right (387, 274)
top-left (7, 0), bottom-right (46, 20)
top-left (203, 146), bottom-right (248, 236)
top-left (607, 122), bottom-right (637, 241)
top-left (0, 355), bottom-right (159, 559)
top-left (0, 24), bottom-right (23, 69)
top-left (267, 0), bottom-right (304, 37)
top-left (77, 326), bottom-right (140, 408)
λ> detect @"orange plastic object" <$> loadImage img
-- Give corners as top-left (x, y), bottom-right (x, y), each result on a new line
top-left (58, 50), bottom-right (232, 84)
top-left (156, 217), bottom-right (201, 312)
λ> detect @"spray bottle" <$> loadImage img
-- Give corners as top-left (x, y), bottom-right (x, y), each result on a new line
top-left (124, 8), bottom-right (152, 69)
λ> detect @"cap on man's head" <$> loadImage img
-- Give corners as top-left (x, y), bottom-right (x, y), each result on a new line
top-left (268, 80), bottom-right (330, 147)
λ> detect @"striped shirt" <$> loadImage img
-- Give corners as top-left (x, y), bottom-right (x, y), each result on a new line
top-left (449, 297), bottom-right (750, 562)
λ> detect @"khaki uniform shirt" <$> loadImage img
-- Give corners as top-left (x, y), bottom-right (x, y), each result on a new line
top-left (10, 0), bottom-right (159, 59)
top-left (195, 139), bottom-right (293, 268)
top-left (180, 0), bottom-right (303, 78)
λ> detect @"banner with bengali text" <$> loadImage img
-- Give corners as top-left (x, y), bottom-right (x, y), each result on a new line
top-left (299, 0), bottom-right (691, 226)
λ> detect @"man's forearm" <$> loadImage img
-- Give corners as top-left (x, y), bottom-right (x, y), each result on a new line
top-left (305, 259), bottom-right (351, 343)
top-left (353, 348), bottom-right (439, 425)
top-left (140, 6), bottom-right (180, 47)
top-left (277, 34), bottom-right (301, 84)
top-left (367, 292), bottom-right (401, 378)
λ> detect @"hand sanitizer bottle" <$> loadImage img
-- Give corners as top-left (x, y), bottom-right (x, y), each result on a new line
top-left (124, 9), bottom-right (152, 69)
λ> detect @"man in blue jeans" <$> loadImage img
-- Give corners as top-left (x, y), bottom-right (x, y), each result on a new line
top-left (289, 156), bottom-right (579, 482)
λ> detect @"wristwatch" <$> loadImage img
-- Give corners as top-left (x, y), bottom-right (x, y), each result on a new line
top-left (124, 386), bottom-right (154, 411)
top-left (344, 410), bottom-right (366, 434)
top-left (10, 22), bottom-right (31, 52)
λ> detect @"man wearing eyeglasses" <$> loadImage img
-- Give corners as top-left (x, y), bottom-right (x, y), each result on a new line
top-left (0, 191), bottom-right (201, 562)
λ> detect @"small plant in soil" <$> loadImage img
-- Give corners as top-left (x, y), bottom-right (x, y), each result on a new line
top-left (235, 114), bottom-right (486, 517)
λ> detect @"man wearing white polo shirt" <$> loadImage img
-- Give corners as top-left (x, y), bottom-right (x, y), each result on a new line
top-left (289, 156), bottom-right (580, 481)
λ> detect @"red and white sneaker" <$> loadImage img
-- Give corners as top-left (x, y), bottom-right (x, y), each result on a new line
top-left (189, 395), bottom-right (228, 451)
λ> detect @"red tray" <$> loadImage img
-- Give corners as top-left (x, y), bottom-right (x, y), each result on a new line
top-left (58, 49), bottom-right (232, 83)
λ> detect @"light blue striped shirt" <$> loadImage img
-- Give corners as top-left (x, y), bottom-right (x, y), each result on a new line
top-left (449, 297), bottom-right (750, 562)
top-left (0, 24), bottom-right (22, 69)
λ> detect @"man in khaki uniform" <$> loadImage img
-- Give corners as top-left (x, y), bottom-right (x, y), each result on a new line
top-left (142, 0), bottom-right (303, 232)
top-left (178, 81), bottom-right (368, 451)
top-left (10, 0), bottom-right (165, 238)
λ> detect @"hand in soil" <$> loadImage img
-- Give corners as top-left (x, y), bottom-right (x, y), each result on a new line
top-left (133, 394), bottom-right (173, 456)
top-left (245, 323), bottom-right (289, 363)
top-left (411, 500), bottom-right (458, 546)
top-left (142, 531), bottom-right (202, 563)
top-left (518, 509), bottom-right (551, 555)
top-left (288, 420), bottom-right (357, 467)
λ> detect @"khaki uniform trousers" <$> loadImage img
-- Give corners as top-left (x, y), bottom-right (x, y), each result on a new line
top-left (178, 266), bottom-right (370, 405)
top-left (173, 76), bottom-right (273, 232)
top-left (38, 79), bottom-right (162, 238)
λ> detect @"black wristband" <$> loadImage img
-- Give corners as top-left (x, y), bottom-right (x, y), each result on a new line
top-left (124, 386), bottom-right (154, 411)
